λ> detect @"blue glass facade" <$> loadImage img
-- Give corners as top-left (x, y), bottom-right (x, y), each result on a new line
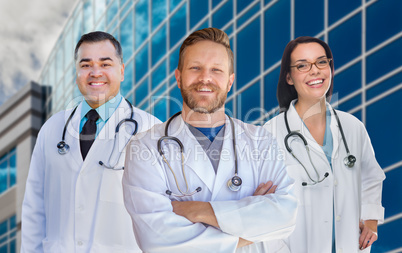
top-left (37, 0), bottom-right (402, 251)
top-left (0, 215), bottom-right (16, 253)
top-left (0, 148), bottom-right (16, 195)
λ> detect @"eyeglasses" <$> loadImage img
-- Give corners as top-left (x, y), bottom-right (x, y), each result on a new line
top-left (290, 58), bottom-right (332, 72)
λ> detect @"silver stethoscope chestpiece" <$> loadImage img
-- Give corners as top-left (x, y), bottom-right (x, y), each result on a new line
top-left (57, 141), bottom-right (70, 155)
top-left (344, 154), bottom-right (356, 168)
top-left (227, 175), bottom-right (242, 192)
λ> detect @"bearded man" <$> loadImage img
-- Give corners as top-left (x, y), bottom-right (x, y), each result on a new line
top-left (122, 27), bottom-right (297, 253)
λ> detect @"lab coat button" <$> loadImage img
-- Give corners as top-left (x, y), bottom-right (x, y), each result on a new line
top-left (338, 249), bottom-right (343, 253)
top-left (77, 241), bottom-right (83, 246)
top-left (336, 215), bottom-right (341, 221)
top-left (78, 206), bottom-right (84, 211)
top-left (334, 180), bottom-right (338, 186)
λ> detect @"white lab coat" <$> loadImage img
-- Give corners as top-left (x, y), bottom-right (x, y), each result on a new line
top-left (123, 114), bottom-right (298, 253)
top-left (263, 101), bottom-right (385, 253)
top-left (21, 100), bottom-right (161, 253)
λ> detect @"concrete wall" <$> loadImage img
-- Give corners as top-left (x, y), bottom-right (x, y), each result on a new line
top-left (0, 81), bottom-right (44, 252)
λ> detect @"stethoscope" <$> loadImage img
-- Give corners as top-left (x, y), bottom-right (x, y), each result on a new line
top-left (284, 108), bottom-right (356, 186)
top-left (158, 111), bottom-right (242, 198)
top-left (57, 99), bottom-right (138, 170)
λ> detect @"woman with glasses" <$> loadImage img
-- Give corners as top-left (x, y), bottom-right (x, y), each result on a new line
top-left (264, 36), bottom-right (385, 252)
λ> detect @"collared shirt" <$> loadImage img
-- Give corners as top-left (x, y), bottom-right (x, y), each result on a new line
top-left (79, 93), bottom-right (123, 138)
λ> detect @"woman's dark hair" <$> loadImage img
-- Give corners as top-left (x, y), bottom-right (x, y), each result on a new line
top-left (277, 36), bottom-right (334, 112)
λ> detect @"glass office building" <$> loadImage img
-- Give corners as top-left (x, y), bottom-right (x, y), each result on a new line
top-left (36, 0), bottom-right (401, 252)
top-left (0, 149), bottom-right (17, 253)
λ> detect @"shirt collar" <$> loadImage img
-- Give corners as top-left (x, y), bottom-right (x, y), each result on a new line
top-left (80, 92), bottom-right (123, 121)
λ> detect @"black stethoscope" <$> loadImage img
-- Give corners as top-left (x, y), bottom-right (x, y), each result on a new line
top-left (57, 99), bottom-right (138, 170)
top-left (284, 108), bottom-right (356, 186)
top-left (158, 111), bottom-right (242, 198)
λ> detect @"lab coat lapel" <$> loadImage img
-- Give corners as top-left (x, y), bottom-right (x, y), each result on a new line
top-left (64, 103), bottom-right (84, 167)
top-left (212, 117), bottom-right (247, 200)
top-left (287, 101), bottom-right (325, 156)
top-left (327, 104), bottom-right (341, 162)
top-left (174, 115), bottom-right (216, 194)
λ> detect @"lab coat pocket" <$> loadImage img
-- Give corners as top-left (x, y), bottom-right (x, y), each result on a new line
top-left (99, 168), bottom-right (125, 204)
top-left (42, 239), bottom-right (61, 253)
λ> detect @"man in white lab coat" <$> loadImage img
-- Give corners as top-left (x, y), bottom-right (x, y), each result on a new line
top-left (21, 31), bottom-right (160, 252)
top-left (122, 27), bottom-right (297, 253)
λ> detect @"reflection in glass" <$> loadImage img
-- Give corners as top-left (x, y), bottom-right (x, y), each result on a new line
top-left (328, 13), bottom-right (361, 67)
top-left (366, 90), bottom-right (402, 168)
top-left (366, 72), bottom-right (402, 101)
top-left (237, 0), bottom-right (251, 14)
top-left (237, 82), bottom-right (260, 123)
top-left (8, 152), bottom-right (17, 187)
top-left (96, 15), bottom-right (106, 31)
top-left (108, 18), bottom-right (119, 33)
top-left (264, 0), bottom-right (290, 70)
top-left (152, 0), bottom-right (167, 31)
top-left (152, 97), bottom-right (167, 122)
top-left (121, 10), bottom-right (134, 60)
top-left (169, 46), bottom-right (180, 73)
top-left (0, 219), bottom-right (7, 239)
top-left (169, 3), bottom-right (186, 48)
top-left (122, 62), bottom-right (133, 97)
top-left (0, 215), bottom-right (17, 252)
top-left (169, 85), bottom-right (182, 115)
top-left (95, 0), bottom-right (106, 23)
top-left (152, 61), bottom-right (167, 89)
top-left (0, 160), bottom-right (7, 193)
top-left (170, 0), bottom-right (182, 12)
top-left (295, 0), bottom-right (323, 37)
top-left (237, 2), bottom-right (259, 28)
top-left (107, 0), bottom-right (119, 23)
top-left (212, 0), bottom-right (232, 29)
top-left (135, 78), bottom-right (149, 106)
top-left (333, 61), bottom-right (361, 99)
top-left (120, 0), bottom-right (128, 7)
top-left (328, 0), bottom-right (360, 26)
top-left (264, 67), bottom-right (280, 112)
top-left (64, 28), bottom-right (73, 69)
top-left (135, 0), bottom-right (149, 49)
top-left (135, 44), bottom-right (149, 82)
top-left (73, 9), bottom-right (83, 44)
top-left (152, 26), bottom-right (167, 66)
top-left (366, 38), bottom-right (402, 84)
top-left (83, 0), bottom-right (94, 33)
top-left (56, 47), bottom-right (64, 83)
top-left (366, 0), bottom-right (402, 51)
top-left (190, 0), bottom-right (208, 29)
top-left (237, 18), bottom-right (260, 89)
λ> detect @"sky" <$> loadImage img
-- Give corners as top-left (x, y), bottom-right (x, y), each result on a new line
top-left (0, 0), bottom-right (76, 106)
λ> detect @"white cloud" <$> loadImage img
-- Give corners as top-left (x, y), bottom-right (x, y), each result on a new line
top-left (0, 0), bottom-right (76, 105)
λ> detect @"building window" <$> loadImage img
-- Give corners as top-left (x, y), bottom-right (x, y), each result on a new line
top-left (0, 148), bottom-right (16, 194)
top-left (0, 215), bottom-right (17, 253)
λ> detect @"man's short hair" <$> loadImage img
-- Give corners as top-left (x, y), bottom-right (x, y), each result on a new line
top-left (178, 27), bottom-right (234, 74)
top-left (74, 31), bottom-right (123, 63)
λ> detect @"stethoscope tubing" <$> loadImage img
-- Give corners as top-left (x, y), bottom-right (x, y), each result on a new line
top-left (57, 99), bottom-right (138, 170)
top-left (159, 112), bottom-right (241, 197)
top-left (284, 108), bottom-right (355, 186)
